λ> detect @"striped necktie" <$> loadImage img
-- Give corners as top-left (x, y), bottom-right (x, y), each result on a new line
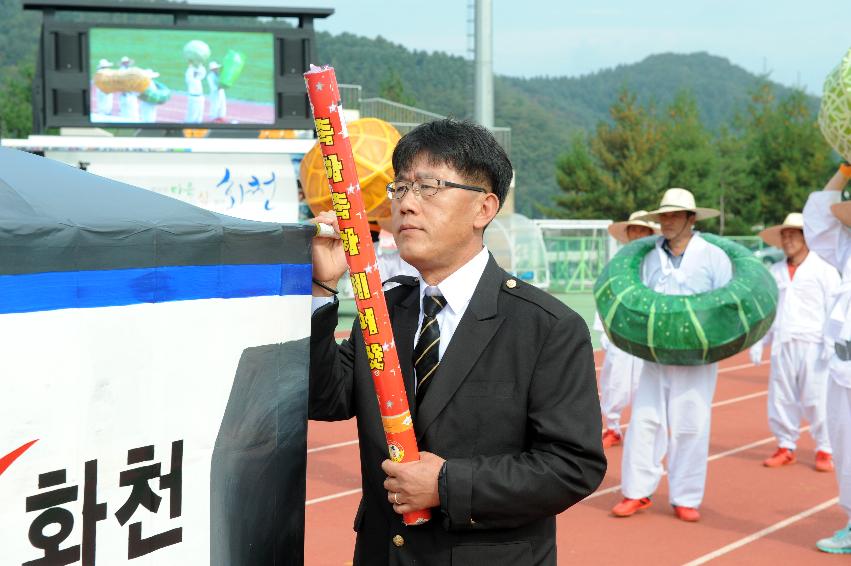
top-left (413, 290), bottom-right (447, 405)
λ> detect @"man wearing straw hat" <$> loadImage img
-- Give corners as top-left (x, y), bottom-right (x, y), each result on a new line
top-left (750, 213), bottom-right (839, 472)
top-left (611, 188), bottom-right (731, 523)
top-left (803, 164), bottom-right (851, 554)
top-left (594, 211), bottom-right (660, 449)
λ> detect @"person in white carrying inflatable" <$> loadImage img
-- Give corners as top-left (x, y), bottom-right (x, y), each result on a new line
top-left (594, 211), bottom-right (660, 449)
top-left (94, 58), bottom-right (114, 115)
top-left (206, 61), bottom-right (227, 122)
top-left (117, 56), bottom-right (140, 122)
top-left (611, 188), bottom-right (732, 523)
top-left (138, 69), bottom-right (161, 123)
top-left (803, 162), bottom-right (851, 555)
top-left (185, 60), bottom-right (207, 124)
top-left (750, 213), bottom-right (839, 472)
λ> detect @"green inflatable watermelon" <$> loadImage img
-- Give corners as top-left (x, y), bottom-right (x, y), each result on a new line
top-left (819, 47), bottom-right (851, 163)
top-left (594, 233), bottom-right (778, 366)
top-left (220, 50), bottom-right (245, 88)
top-left (139, 80), bottom-right (171, 105)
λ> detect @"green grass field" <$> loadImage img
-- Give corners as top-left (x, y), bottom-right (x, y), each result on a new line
top-left (90, 28), bottom-right (274, 103)
top-left (336, 291), bottom-right (602, 350)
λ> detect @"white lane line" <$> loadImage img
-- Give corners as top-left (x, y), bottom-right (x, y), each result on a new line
top-left (681, 497), bottom-right (839, 566)
top-left (307, 439), bottom-right (359, 454)
top-left (586, 427), bottom-right (810, 502)
top-left (718, 362), bottom-right (756, 374)
top-left (306, 488), bottom-right (362, 506)
top-left (711, 390), bottom-right (767, 408)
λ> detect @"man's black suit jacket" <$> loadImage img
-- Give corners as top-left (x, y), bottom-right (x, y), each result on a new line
top-left (310, 255), bottom-right (606, 565)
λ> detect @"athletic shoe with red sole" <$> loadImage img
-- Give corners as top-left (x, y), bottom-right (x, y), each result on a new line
top-left (602, 429), bottom-right (622, 449)
top-left (815, 451), bottom-right (834, 473)
top-left (763, 447), bottom-right (796, 468)
top-left (611, 497), bottom-right (652, 517)
top-left (673, 505), bottom-right (700, 522)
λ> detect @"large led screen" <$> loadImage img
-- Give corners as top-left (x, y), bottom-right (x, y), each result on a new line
top-left (89, 28), bottom-right (275, 125)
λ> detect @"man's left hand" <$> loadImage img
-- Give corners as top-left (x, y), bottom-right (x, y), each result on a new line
top-left (382, 451), bottom-right (445, 515)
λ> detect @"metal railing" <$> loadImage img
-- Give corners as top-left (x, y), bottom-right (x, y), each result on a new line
top-left (360, 98), bottom-right (445, 124)
top-left (544, 236), bottom-right (610, 293)
top-left (338, 84), bottom-right (362, 111)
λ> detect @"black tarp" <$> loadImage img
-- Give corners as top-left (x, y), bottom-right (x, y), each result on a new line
top-left (0, 147), bottom-right (312, 274)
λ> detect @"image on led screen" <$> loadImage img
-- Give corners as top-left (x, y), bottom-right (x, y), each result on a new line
top-left (89, 28), bottom-right (275, 125)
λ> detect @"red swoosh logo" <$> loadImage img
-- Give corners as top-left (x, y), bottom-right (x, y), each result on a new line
top-left (0, 440), bottom-right (38, 478)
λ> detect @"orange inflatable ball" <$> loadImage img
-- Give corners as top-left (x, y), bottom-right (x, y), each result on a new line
top-left (300, 118), bottom-right (401, 223)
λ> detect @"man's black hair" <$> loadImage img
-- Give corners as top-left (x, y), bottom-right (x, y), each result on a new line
top-left (391, 118), bottom-right (513, 209)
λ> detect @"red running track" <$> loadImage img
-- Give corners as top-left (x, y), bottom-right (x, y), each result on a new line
top-left (89, 89), bottom-right (274, 124)
top-left (305, 350), bottom-right (846, 565)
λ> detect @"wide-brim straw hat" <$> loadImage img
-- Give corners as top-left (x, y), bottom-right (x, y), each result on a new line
top-left (831, 200), bottom-right (851, 227)
top-left (758, 212), bottom-right (804, 248)
top-left (97, 58), bottom-right (113, 69)
top-left (637, 188), bottom-right (721, 222)
top-left (608, 210), bottom-right (661, 244)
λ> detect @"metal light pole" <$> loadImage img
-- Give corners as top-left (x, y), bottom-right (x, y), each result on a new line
top-left (474, 0), bottom-right (493, 128)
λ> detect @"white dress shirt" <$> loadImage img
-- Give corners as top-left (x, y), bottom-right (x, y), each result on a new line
top-left (414, 246), bottom-right (489, 361)
top-left (311, 246), bottom-right (490, 363)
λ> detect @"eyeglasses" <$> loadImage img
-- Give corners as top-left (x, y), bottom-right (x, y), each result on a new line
top-left (386, 178), bottom-right (486, 200)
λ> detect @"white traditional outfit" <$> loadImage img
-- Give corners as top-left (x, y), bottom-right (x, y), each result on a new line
top-left (751, 213), bottom-right (839, 461)
top-left (596, 210), bottom-right (659, 442)
top-left (617, 189), bottom-right (731, 514)
top-left (594, 315), bottom-right (643, 437)
top-left (206, 62), bottom-right (227, 122)
top-left (117, 58), bottom-right (139, 122)
top-left (803, 190), bottom-right (851, 548)
top-left (185, 64), bottom-right (206, 123)
top-left (94, 59), bottom-right (113, 116)
top-left (118, 92), bottom-right (139, 122)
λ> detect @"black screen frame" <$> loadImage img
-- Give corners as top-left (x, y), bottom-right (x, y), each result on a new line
top-left (28, 2), bottom-right (331, 132)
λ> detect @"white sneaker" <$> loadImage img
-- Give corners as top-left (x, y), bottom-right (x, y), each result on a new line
top-left (816, 523), bottom-right (851, 554)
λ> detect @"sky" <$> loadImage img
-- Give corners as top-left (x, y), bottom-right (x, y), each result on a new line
top-left (203, 0), bottom-right (849, 95)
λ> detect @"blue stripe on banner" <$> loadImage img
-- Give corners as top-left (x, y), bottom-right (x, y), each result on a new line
top-left (0, 264), bottom-right (312, 314)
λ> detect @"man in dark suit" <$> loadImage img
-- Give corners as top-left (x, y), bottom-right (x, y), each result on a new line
top-left (310, 119), bottom-right (605, 565)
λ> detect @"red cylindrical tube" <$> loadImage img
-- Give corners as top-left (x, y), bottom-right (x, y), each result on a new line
top-left (304, 65), bottom-right (429, 526)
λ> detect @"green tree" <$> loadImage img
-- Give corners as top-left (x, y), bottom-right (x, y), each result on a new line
top-left (549, 89), bottom-right (667, 220)
top-left (660, 91), bottom-right (720, 227)
top-left (0, 63), bottom-right (34, 138)
top-left (741, 82), bottom-right (834, 227)
top-left (378, 69), bottom-right (417, 107)
top-left (715, 126), bottom-right (758, 235)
